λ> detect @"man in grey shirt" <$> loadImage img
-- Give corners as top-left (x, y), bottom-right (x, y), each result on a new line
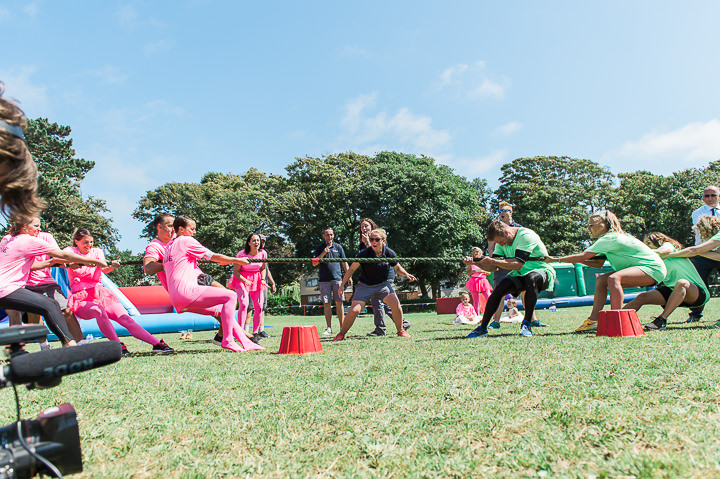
top-left (313, 227), bottom-right (351, 335)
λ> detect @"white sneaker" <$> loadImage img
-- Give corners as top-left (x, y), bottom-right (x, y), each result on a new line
top-left (322, 327), bottom-right (332, 335)
top-left (40, 341), bottom-right (52, 351)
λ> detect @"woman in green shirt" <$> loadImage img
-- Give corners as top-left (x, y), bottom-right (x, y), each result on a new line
top-left (624, 233), bottom-right (709, 331)
top-left (545, 211), bottom-right (666, 332)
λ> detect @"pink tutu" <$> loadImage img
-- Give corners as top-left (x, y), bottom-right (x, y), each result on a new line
top-left (465, 275), bottom-right (492, 293)
top-left (68, 285), bottom-right (121, 313)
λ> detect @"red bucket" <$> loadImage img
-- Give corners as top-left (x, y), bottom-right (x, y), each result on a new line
top-left (278, 325), bottom-right (324, 354)
top-left (596, 310), bottom-right (645, 338)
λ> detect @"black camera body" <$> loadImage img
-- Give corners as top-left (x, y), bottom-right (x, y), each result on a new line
top-left (0, 325), bottom-right (122, 478)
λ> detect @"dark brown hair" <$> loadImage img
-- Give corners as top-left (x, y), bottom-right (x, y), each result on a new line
top-left (73, 227), bottom-right (92, 244)
top-left (173, 215), bottom-right (194, 232)
top-left (152, 212), bottom-right (174, 231)
top-left (644, 232), bottom-right (682, 250)
top-left (486, 220), bottom-right (510, 241)
top-left (0, 83), bottom-right (45, 218)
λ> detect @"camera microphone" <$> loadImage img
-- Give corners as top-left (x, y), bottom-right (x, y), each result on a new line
top-left (3, 341), bottom-right (122, 387)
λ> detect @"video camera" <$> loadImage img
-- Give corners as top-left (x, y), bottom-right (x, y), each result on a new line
top-left (0, 325), bottom-right (122, 478)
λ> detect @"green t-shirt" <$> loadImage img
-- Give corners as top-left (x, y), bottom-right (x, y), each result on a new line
top-left (494, 228), bottom-right (556, 291)
top-left (659, 243), bottom-right (709, 306)
top-left (585, 232), bottom-right (667, 283)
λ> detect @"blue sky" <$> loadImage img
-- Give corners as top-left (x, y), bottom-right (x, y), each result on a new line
top-left (2, 1), bottom-right (719, 252)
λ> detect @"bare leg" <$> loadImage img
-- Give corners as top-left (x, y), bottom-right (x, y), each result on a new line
top-left (338, 301), bottom-right (366, 336)
top-left (6, 309), bottom-right (22, 326)
top-left (607, 267), bottom-right (656, 309)
top-left (335, 300), bottom-right (345, 329)
top-left (624, 289), bottom-right (665, 312)
top-left (26, 312), bottom-right (48, 343)
top-left (661, 281), bottom-right (699, 320)
top-left (589, 273), bottom-right (611, 322)
top-left (382, 293), bottom-right (405, 333)
top-left (323, 303), bottom-right (332, 328)
top-left (63, 309), bottom-right (84, 342)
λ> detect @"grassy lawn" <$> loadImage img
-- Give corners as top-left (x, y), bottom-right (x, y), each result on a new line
top-left (4, 303), bottom-right (720, 478)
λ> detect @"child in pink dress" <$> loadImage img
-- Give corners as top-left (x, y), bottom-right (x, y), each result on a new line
top-left (163, 216), bottom-right (264, 353)
top-left (65, 228), bottom-right (173, 355)
top-left (229, 233), bottom-right (268, 334)
top-left (465, 247), bottom-right (493, 314)
top-left (454, 291), bottom-right (480, 324)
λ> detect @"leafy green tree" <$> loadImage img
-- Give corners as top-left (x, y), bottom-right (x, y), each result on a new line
top-left (494, 156), bottom-right (614, 255)
top-left (281, 153), bottom-right (371, 263)
top-left (610, 161), bottom-right (720, 246)
top-left (24, 118), bottom-right (118, 249)
top-left (133, 169), bottom-right (293, 285)
top-left (282, 152), bottom-right (491, 297)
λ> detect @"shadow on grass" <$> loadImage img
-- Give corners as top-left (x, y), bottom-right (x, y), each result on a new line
top-left (124, 349), bottom-right (225, 358)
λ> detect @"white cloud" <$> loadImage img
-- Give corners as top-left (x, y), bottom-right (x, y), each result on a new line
top-left (439, 60), bottom-right (508, 101)
top-left (338, 92), bottom-right (451, 156)
top-left (89, 65), bottom-right (128, 85)
top-left (607, 120), bottom-right (720, 170)
top-left (437, 149), bottom-right (508, 177)
top-left (494, 121), bottom-right (523, 136)
top-left (0, 66), bottom-right (49, 116)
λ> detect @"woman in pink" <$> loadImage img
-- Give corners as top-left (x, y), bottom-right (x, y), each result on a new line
top-left (230, 233), bottom-right (268, 335)
top-left (0, 216), bottom-right (107, 346)
top-left (163, 216), bottom-right (264, 353)
top-left (465, 247), bottom-right (493, 314)
top-left (65, 228), bottom-right (173, 355)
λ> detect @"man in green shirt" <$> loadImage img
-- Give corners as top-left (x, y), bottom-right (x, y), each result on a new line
top-left (465, 221), bottom-right (555, 338)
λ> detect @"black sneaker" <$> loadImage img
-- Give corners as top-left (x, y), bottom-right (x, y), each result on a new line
top-left (250, 334), bottom-right (261, 345)
top-left (259, 331), bottom-right (269, 338)
top-left (120, 342), bottom-right (130, 356)
top-left (686, 314), bottom-right (701, 323)
top-left (645, 317), bottom-right (667, 331)
top-left (367, 329), bottom-right (386, 337)
top-left (211, 334), bottom-right (222, 346)
top-left (152, 339), bottom-right (174, 353)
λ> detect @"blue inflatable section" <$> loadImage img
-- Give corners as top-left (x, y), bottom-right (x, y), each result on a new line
top-left (1, 268), bottom-right (220, 341)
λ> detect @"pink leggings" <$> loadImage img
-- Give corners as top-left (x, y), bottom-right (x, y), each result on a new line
top-left (185, 286), bottom-right (237, 339)
top-left (73, 301), bottom-right (158, 345)
top-left (470, 290), bottom-right (491, 316)
top-left (236, 288), bottom-right (263, 333)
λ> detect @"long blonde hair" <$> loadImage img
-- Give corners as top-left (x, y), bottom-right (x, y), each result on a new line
top-left (589, 210), bottom-right (624, 234)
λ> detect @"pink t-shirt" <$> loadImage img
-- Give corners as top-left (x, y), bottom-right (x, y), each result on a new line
top-left (26, 232), bottom-right (60, 287)
top-left (0, 234), bottom-right (56, 298)
top-left (228, 249), bottom-right (266, 290)
top-left (163, 236), bottom-right (213, 311)
top-left (144, 238), bottom-right (169, 290)
top-left (63, 246), bottom-right (105, 293)
top-left (456, 303), bottom-right (477, 318)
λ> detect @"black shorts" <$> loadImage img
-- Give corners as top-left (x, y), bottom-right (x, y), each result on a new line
top-left (656, 284), bottom-right (707, 309)
top-left (503, 271), bottom-right (549, 296)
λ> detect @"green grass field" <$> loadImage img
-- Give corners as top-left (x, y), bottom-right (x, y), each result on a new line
top-left (4, 304), bottom-right (720, 478)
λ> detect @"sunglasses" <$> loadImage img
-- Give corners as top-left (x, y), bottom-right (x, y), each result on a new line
top-left (705, 194), bottom-right (718, 198)
top-left (499, 209), bottom-right (512, 213)
top-left (369, 237), bottom-right (382, 242)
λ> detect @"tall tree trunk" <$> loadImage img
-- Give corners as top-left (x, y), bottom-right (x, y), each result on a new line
top-left (418, 278), bottom-right (429, 298)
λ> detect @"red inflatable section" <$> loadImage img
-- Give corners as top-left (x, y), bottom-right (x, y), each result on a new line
top-left (118, 286), bottom-right (174, 314)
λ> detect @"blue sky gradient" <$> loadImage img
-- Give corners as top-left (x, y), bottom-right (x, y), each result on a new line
top-left (2, 1), bottom-right (719, 251)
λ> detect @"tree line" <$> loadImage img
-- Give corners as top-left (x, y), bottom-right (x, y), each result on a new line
top-left (23, 118), bottom-right (720, 293)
